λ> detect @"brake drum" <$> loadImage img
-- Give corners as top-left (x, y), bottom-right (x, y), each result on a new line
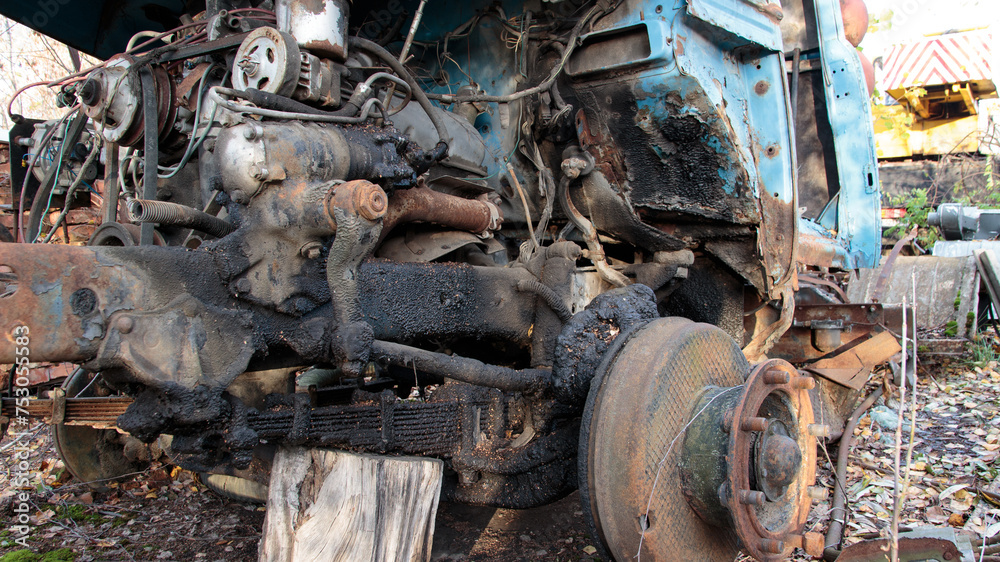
top-left (580, 317), bottom-right (821, 561)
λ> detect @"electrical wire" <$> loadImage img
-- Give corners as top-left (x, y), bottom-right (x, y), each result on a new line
top-left (16, 108), bottom-right (76, 242)
top-left (209, 87), bottom-right (389, 123)
top-left (41, 140), bottom-right (101, 243)
top-left (158, 66), bottom-right (226, 179)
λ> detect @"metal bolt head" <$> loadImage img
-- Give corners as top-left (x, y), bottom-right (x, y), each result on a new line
top-left (353, 182), bottom-right (388, 221)
top-left (115, 316), bottom-right (134, 334)
top-left (300, 242), bottom-right (323, 260)
top-left (249, 165), bottom-right (267, 180)
top-left (801, 532), bottom-right (824, 557)
top-left (243, 126), bottom-right (259, 140)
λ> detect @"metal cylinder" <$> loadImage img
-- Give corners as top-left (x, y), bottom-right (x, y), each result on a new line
top-left (276, 0), bottom-right (350, 61)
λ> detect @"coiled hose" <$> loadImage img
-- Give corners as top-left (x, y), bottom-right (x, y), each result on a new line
top-left (128, 199), bottom-right (235, 239)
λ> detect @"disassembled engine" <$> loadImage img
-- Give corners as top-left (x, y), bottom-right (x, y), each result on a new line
top-left (0, 0), bottom-right (891, 559)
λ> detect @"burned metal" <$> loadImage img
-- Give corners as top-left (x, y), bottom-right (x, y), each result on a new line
top-left (0, 0), bottom-right (890, 559)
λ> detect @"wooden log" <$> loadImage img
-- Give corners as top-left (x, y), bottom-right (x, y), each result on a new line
top-left (259, 447), bottom-right (443, 562)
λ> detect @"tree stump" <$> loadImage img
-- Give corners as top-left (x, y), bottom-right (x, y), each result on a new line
top-left (259, 447), bottom-right (443, 562)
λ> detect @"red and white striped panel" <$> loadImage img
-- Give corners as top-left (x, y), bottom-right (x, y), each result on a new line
top-left (882, 30), bottom-right (992, 90)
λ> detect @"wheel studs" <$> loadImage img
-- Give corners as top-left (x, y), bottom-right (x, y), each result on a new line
top-left (792, 375), bottom-right (816, 389)
top-left (807, 423), bottom-right (831, 437)
top-left (738, 490), bottom-right (766, 506)
top-left (808, 486), bottom-right (829, 501)
top-left (741, 417), bottom-right (769, 432)
top-left (761, 538), bottom-right (784, 554)
top-left (763, 369), bottom-right (790, 384)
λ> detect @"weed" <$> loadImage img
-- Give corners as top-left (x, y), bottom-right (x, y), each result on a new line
top-left (0, 548), bottom-right (75, 562)
top-left (945, 320), bottom-right (959, 337)
top-left (965, 335), bottom-right (1000, 367)
top-left (55, 505), bottom-right (103, 525)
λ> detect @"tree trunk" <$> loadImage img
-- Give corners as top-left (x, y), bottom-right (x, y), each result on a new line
top-left (259, 447), bottom-right (443, 562)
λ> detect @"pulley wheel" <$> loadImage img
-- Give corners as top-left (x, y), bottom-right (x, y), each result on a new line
top-left (580, 317), bottom-right (819, 561)
top-left (232, 27), bottom-right (301, 97)
top-left (53, 369), bottom-right (154, 490)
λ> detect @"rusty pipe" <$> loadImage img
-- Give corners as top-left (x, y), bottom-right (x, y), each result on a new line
top-left (378, 186), bottom-right (501, 242)
top-left (824, 385), bottom-right (884, 560)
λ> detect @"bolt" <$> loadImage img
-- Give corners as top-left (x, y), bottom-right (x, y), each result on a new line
top-left (800, 532), bottom-right (825, 557)
top-left (943, 551), bottom-right (954, 560)
top-left (243, 126), bottom-right (259, 140)
top-left (808, 486), bottom-right (829, 501)
top-left (792, 375), bottom-right (816, 390)
top-left (738, 490), bottom-right (766, 506)
top-left (352, 182), bottom-right (388, 221)
top-left (807, 424), bottom-right (831, 438)
top-left (760, 538), bottom-right (784, 555)
top-left (754, 80), bottom-right (770, 95)
top-left (300, 242), bottom-right (323, 260)
top-left (741, 417), bottom-right (769, 432)
top-left (115, 316), bottom-right (134, 334)
top-left (249, 164), bottom-right (267, 180)
top-left (79, 79), bottom-right (101, 106)
top-left (235, 278), bottom-right (252, 293)
top-left (763, 369), bottom-right (791, 385)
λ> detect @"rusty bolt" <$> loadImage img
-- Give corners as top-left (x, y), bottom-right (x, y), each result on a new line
top-left (354, 182), bottom-right (388, 221)
top-left (760, 538), bottom-right (784, 555)
top-left (115, 316), bottom-right (134, 334)
top-left (738, 490), bottom-right (766, 506)
top-left (808, 486), bottom-right (829, 501)
top-left (792, 375), bottom-right (816, 390)
top-left (763, 369), bottom-right (791, 385)
top-left (741, 417), bottom-right (769, 432)
top-left (754, 80), bottom-right (770, 95)
top-left (943, 551), bottom-right (954, 560)
top-left (235, 278), bottom-right (252, 293)
top-left (807, 424), bottom-right (831, 438)
top-left (300, 242), bottom-right (323, 260)
top-left (720, 408), bottom-right (735, 433)
top-left (801, 533), bottom-right (824, 557)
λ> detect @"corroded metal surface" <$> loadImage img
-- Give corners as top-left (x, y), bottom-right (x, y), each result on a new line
top-left (836, 536), bottom-right (961, 562)
top-left (581, 317), bottom-right (748, 561)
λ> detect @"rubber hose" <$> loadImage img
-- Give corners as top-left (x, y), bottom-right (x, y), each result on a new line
top-left (347, 36), bottom-right (453, 150)
top-left (516, 279), bottom-right (572, 322)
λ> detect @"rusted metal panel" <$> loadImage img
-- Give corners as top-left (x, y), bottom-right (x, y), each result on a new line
top-left (0, 244), bottom-right (148, 364)
top-left (804, 331), bottom-right (902, 389)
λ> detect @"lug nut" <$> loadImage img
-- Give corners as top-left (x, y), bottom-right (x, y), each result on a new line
top-left (807, 424), bottom-right (831, 438)
top-left (808, 486), bottom-right (829, 501)
top-left (741, 417), bottom-right (769, 432)
top-left (792, 375), bottom-right (816, 389)
top-left (738, 490), bottom-right (766, 506)
top-left (760, 538), bottom-right (785, 554)
top-left (763, 369), bottom-right (791, 384)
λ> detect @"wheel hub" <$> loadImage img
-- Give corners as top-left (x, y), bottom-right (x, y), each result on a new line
top-left (580, 318), bottom-right (824, 561)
